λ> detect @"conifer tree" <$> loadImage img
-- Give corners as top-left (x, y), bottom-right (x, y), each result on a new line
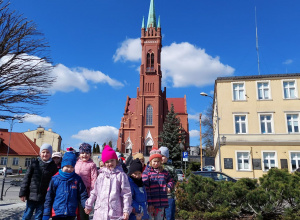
top-left (108, 141), bottom-right (113, 148)
top-left (96, 144), bottom-right (100, 153)
top-left (159, 104), bottom-right (186, 168)
top-left (92, 143), bottom-right (96, 153)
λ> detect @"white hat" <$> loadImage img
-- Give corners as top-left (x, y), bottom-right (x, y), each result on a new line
top-left (52, 152), bottom-right (62, 158)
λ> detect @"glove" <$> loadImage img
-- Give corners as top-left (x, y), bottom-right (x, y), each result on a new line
top-left (42, 216), bottom-right (50, 220)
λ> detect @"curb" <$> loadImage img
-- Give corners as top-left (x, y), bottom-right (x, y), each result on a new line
top-left (0, 202), bottom-right (25, 210)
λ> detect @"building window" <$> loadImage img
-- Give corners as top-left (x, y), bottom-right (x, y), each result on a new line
top-left (283, 80), bottom-right (297, 99)
top-left (0, 157), bottom-right (7, 165)
top-left (291, 152), bottom-right (300, 171)
top-left (234, 115), bottom-right (247, 134)
top-left (257, 82), bottom-right (270, 100)
top-left (146, 52), bottom-right (154, 72)
top-left (260, 114), bottom-right (273, 134)
top-left (146, 145), bottom-right (152, 156)
top-left (233, 83), bottom-right (245, 101)
top-left (236, 152), bottom-right (250, 170)
top-left (286, 114), bottom-right (299, 133)
top-left (12, 157), bottom-right (19, 166)
top-left (146, 105), bottom-right (153, 125)
top-left (263, 152), bottom-right (276, 171)
top-left (25, 158), bottom-right (32, 167)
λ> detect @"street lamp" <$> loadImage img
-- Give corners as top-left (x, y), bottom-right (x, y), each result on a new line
top-left (0, 117), bottom-right (23, 200)
top-left (200, 92), bottom-right (222, 172)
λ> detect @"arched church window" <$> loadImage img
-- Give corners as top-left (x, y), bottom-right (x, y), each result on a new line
top-left (151, 53), bottom-right (154, 70)
top-left (146, 105), bottom-right (153, 125)
top-left (147, 53), bottom-right (151, 69)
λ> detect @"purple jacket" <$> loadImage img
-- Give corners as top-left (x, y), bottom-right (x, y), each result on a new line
top-left (85, 165), bottom-right (132, 219)
top-left (75, 159), bottom-right (98, 195)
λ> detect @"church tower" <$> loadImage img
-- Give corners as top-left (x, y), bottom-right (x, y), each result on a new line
top-left (117, 0), bottom-right (189, 156)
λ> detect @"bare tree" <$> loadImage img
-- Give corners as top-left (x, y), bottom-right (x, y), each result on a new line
top-left (202, 103), bottom-right (215, 157)
top-left (0, 1), bottom-right (55, 119)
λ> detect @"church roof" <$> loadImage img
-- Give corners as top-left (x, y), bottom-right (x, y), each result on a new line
top-left (167, 98), bottom-right (186, 114)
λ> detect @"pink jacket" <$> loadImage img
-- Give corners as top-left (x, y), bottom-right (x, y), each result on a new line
top-left (75, 159), bottom-right (98, 195)
top-left (85, 165), bottom-right (132, 220)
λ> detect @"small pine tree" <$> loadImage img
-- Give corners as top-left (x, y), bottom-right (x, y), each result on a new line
top-left (108, 141), bottom-right (113, 148)
top-left (159, 104), bottom-right (186, 168)
top-left (96, 144), bottom-right (100, 153)
top-left (92, 143), bottom-right (96, 153)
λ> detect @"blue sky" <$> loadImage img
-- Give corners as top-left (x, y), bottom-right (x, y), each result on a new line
top-left (1, 0), bottom-right (300, 151)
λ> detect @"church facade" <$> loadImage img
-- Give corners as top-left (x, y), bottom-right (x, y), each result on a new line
top-left (117, 0), bottom-right (189, 156)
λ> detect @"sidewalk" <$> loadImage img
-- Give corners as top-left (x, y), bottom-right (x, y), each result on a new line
top-left (0, 199), bottom-right (25, 220)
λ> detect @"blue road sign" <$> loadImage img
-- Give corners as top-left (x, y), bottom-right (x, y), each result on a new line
top-left (183, 152), bottom-right (188, 161)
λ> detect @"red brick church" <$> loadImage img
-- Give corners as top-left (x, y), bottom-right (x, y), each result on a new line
top-left (117, 0), bottom-right (189, 156)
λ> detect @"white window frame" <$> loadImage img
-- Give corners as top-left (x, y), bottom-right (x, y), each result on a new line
top-left (285, 113), bottom-right (300, 133)
top-left (289, 151), bottom-right (300, 172)
top-left (282, 79), bottom-right (298, 99)
top-left (256, 80), bottom-right (271, 100)
top-left (258, 113), bottom-right (274, 134)
top-left (12, 157), bottom-right (19, 166)
top-left (25, 158), bottom-right (32, 167)
top-left (262, 151), bottom-right (277, 171)
top-left (233, 114), bottom-right (248, 134)
top-left (235, 151), bottom-right (251, 171)
top-left (146, 105), bottom-right (153, 125)
top-left (0, 157), bottom-right (7, 165)
top-left (232, 82), bottom-right (246, 101)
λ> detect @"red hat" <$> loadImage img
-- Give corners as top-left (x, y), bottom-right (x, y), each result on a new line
top-left (149, 147), bottom-right (162, 162)
top-left (101, 145), bottom-right (118, 164)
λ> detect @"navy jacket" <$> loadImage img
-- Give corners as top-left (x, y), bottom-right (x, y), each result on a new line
top-left (43, 172), bottom-right (88, 218)
top-left (128, 177), bottom-right (149, 220)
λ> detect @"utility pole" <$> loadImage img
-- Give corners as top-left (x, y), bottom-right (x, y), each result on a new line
top-left (199, 113), bottom-right (203, 171)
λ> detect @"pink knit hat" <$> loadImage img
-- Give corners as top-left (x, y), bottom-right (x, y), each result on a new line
top-left (101, 145), bottom-right (118, 163)
top-left (149, 147), bottom-right (162, 162)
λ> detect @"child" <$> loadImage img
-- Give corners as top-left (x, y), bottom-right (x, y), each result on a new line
top-left (75, 143), bottom-right (98, 220)
top-left (43, 151), bottom-right (88, 220)
top-left (52, 152), bottom-right (62, 169)
top-left (159, 146), bottom-right (177, 220)
top-left (133, 153), bottom-right (146, 172)
top-left (85, 145), bottom-right (132, 220)
top-left (128, 158), bottom-right (149, 220)
top-left (142, 147), bottom-right (174, 220)
top-left (19, 143), bottom-right (58, 220)
top-left (116, 152), bottom-right (129, 173)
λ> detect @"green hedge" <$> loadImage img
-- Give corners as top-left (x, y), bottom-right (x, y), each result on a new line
top-left (175, 169), bottom-right (300, 220)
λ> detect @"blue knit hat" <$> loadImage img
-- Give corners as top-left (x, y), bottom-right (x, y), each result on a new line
top-left (40, 143), bottom-right (53, 156)
top-left (79, 143), bottom-right (92, 154)
top-left (159, 146), bottom-right (169, 159)
top-left (61, 152), bottom-right (77, 168)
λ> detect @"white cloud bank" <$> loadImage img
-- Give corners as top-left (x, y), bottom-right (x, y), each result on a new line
top-left (283, 59), bottom-right (293, 65)
top-left (51, 64), bottom-right (124, 93)
top-left (22, 114), bottom-right (51, 127)
top-left (189, 129), bottom-right (199, 137)
top-left (72, 126), bottom-right (119, 147)
top-left (113, 38), bottom-right (235, 87)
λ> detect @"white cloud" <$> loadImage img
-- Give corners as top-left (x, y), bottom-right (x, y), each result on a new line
top-left (22, 114), bottom-right (51, 127)
top-left (113, 38), bottom-right (234, 87)
top-left (161, 42), bottom-right (235, 87)
top-left (113, 38), bottom-right (141, 62)
top-left (283, 59), bottom-right (293, 65)
top-left (188, 113), bottom-right (200, 121)
top-left (51, 64), bottom-right (124, 93)
top-left (189, 129), bottom-right (199, 137)
top-left (72, 126), bottom-right (119, 147)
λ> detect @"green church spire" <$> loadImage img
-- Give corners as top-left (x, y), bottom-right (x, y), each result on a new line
top-left (142, 16), bottom-right (145, 28)
top-left (158, 16), bottom-right (160, 28)
top-left (147, 0), bottom-right (157, 29)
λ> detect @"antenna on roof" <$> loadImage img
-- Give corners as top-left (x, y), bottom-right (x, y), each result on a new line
top-left (255, 6), bottom-right (261, 75)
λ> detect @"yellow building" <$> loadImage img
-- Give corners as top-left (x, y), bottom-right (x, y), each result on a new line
top-left (213, 73), bottom-right (300, 179)
top-left (24, 126), bottom-right (62, 152)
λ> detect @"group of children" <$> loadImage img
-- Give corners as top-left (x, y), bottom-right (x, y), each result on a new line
top-left (19, 143), bottom-right (176, 220)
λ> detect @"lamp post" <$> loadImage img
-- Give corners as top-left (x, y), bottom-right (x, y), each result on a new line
top-left (200, 92), bottom-right (222, 172)
top-left (199, 113), bottom-right (203, 171)
top-left (0, 117), bottom-right (22, 201)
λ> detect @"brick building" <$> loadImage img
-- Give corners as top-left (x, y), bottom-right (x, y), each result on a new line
top-left (117, 0), bottom-right (189, 156)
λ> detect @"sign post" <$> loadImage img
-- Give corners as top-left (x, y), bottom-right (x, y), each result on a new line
top-left (182, 151), bottom-right (188, 174)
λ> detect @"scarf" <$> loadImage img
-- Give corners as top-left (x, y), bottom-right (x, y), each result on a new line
top-left (130, 176), bottom-right (144, 187)
top-left (59, 169), bottom-right (75, 180)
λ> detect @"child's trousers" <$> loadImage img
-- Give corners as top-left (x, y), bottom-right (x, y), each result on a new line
top-left (22, 200), bottom-right (44, 220)
top-left (149, 207), bottom-right (165, 220)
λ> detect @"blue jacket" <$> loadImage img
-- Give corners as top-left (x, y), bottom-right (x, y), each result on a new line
top-left (43, 172), bottom-right (88, 219)
top-left (128, 176), bottom-right (149, 220)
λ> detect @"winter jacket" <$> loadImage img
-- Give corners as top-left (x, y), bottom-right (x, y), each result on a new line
top-left (75, 158), bottom-right (98, 195)
top-left (128, 177), bottom-right (149, 220)
top-left (19, 158), bottom-right (58, 202)
top-left (142, 166), bottom-right (174, 208)
top-left (43, 172), bottom-right (88, 218)
top-left (85, 165), bottom-right (132, 220)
